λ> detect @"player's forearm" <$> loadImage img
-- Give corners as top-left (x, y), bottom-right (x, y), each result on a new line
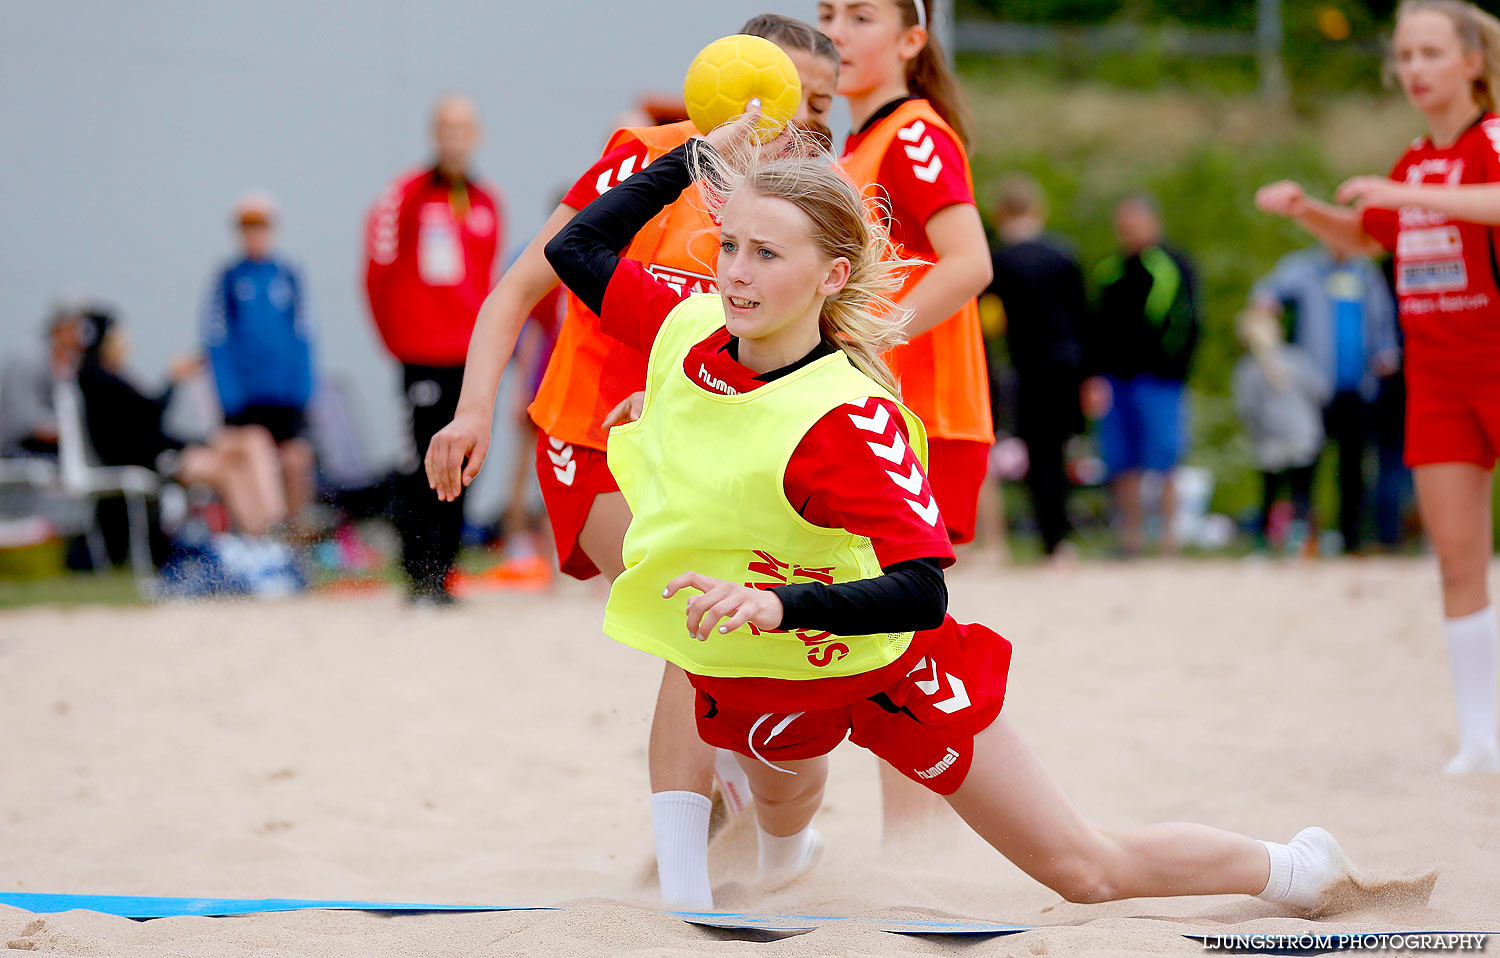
top-left (772, 557), bottom-right (947, 635)
top-left (900, 252), bottom-right (992, 338)
top-left (1395, 182), bottom-right (1500, 225)
top-left (1293, 199), bottom-right (1382, 257)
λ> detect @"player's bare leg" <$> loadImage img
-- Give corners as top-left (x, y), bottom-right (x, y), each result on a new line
top-left (944, 716), bottom-right (1398, 910)
top-left (579, 493), bottom-right (721, 907)
top-left (735, 753), bottom-right (827, 881)
top-left (879, 761), bottom-right (951, 845)
top-left (1415, 463), bottom-right (1498, 773)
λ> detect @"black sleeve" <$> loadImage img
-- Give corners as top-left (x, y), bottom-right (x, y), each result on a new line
top-left (770, 557), bottom-right (947, 635)
top-left (543, 142), bottom-right (700, 316)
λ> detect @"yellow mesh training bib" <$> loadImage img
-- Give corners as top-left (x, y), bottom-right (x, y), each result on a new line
top-left (604, 294), bottom-right (928, 680)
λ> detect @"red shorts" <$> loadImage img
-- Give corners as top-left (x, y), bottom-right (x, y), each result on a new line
top-left (692, 618), bottom-right (1012, 795)
top-left (535, 430), bottom-right (619, 580)
top-left (926, 438), bottom-right (990, 545)
top-left (1405, 376), bottom-right (1500, 469)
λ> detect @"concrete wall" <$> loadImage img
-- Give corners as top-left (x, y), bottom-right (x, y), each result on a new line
top-left (1, 0), bottom-right (809, 519)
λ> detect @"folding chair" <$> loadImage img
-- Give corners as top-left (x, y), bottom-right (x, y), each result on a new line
top-left (53, 381), bottom-right (159, 588)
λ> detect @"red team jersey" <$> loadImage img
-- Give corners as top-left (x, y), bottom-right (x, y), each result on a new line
top-left (1362, 114), bottom-right (1500, 386)
top-left (1362, 113), bottom-right (1500, 467)
top-left (364, 167), bottom-right (502, 366)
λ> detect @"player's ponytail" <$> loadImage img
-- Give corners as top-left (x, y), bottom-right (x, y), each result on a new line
top-left (687, 133), bottom-right (918, 395)
top-left (898, 0), bottom-right (972, 148)
top-left (1395, 0), bottom-right (1500, 112)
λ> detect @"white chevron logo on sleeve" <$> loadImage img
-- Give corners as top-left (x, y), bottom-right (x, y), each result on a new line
top-left (866, 430), bottom-right (907, 464)
top-left (847, 403), bottom-right (889, 434)
top-left (594, 154), bottom-right (638, 195)
top-left (912, 155), bottom-right (944, 183)
top-left (907, 494), bottom-right (940, 526)
top-left (547, 446), bottom-right (573, 468)
top-left (903, 136), bottom-right (934, 163)
top-left (895, 120), bottom-right (926, 143)
top-left (845, 397), bottom-right (871, 411)
top-left (886, 463), bottom-right (923, 494)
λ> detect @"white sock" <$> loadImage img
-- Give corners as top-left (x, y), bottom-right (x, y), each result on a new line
top-left (649, 791), bottom-right (713, 910)
top-left (1256, 827), bottom-right (1351, 910)
top-left (757, 824), bottom-right (820, 878)
top-left (1444, 606), bottom-right (1499, 764)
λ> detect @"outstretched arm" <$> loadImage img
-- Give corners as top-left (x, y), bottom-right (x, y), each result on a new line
top-left (426, 201), bottom-right (575, 502)
top-left (1337, 176), bottom-right (1500, 226)
top-left (1255, 180), bottom-right (1384, 257)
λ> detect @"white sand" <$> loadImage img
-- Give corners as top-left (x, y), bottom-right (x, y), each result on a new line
top-left (0, 557), bottom-right (1495, 956)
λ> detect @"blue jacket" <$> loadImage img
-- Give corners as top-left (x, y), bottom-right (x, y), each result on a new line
top-left (1251, 247), bottom-right (1398, 401)
top-left (203, 257), bottom-right (315, 416)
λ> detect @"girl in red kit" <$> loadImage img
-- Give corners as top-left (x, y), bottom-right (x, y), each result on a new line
top-left (544, 108), bottom-right (1387, 915)
top-left (817, 0), bottom-right (995, 836)
top-left (1258, 0), bottom-right (1500, 774)
top-left (426, 16), bottom-right (843, 910)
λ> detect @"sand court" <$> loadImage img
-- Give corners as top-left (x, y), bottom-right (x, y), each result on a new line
top-left (0, 558), bottom-right (1495, 956)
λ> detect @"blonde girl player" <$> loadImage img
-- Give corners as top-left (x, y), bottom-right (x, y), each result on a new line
top-left (425, 17), bottom-right (838, 908)
top-left (816, 0), bottom-right (994, 833)
top-left (543, 109), bottom-right (1383, 915)
top-left (1258, 0), bottom-right (1500, 774)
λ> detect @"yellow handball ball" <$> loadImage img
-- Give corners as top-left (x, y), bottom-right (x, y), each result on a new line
top-left (683, 34), bottom-right (801, 142)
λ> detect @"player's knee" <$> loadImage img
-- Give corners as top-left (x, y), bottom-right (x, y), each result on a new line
top-left (1046, 859), bottom-right (1121, 904)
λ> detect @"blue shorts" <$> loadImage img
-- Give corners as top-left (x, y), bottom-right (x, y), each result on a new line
top-left (1098, 375), bottom-right (1187, 477)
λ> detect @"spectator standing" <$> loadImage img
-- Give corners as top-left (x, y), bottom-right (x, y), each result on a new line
top-left (364, 95), bottom-right (502, 605)
top-left (985, 174), bottom-right (1090, 560)
top-left (1, 300), bottom-right (85, 456)
top-left (1089, 194), bottom-right (1200, 555)
top-left (1247, 244), bottom-right (1399, 552)
top-left (204, 193), bottom-right (317, 521)
top-left (1233, 308), bottom-right (1331, 554)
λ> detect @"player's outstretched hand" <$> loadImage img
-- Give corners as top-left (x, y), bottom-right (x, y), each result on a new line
top-left (425, 410), bottom-right (491, 502)
top-left (1334, 175), bottom-right (1407, 212)
top-left (1255, 180), bottom-right (1309, 218)
top-left (602, 391), bottom-right (645, 429)
top-left (664, 571), bottom-right (785, 640)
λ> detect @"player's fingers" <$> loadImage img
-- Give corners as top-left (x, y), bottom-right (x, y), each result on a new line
top-left (461, 436), bottom-right (488, 489)
top-left (441, 438), bottom-right (469, 500)
top-left (683, 592), bottom-right (716, 637)
top-left (663, 571), bottom-right (711, 599)
top-left (699, 597), bottom-right (741, 638)
top-left (602, 398), bottom-right (631, 429)
top-left (717, 606), bottom-right (754, 635)
top-left (423, 440), bottom-right (440, 489)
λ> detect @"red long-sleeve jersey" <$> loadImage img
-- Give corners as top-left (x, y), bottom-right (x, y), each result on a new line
top-left (364, 166), bottom-right (503, 366)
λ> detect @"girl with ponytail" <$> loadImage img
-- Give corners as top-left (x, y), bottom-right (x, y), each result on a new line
top-left (545, 106), bottom-right (1412, 917)
top-left (1258, 0), bottom-right (1500, 775)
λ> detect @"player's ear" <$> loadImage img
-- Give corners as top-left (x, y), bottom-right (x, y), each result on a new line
top-left (818, 256), bottom-right (851, 297)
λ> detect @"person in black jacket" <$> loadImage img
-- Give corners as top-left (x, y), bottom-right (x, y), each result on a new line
top-left (74, 310), bottom-right (287, 536)
top-left (1089, 194), bottom-right (1200, 555)
top-left (985, 175), bottom-right (1093, 560)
